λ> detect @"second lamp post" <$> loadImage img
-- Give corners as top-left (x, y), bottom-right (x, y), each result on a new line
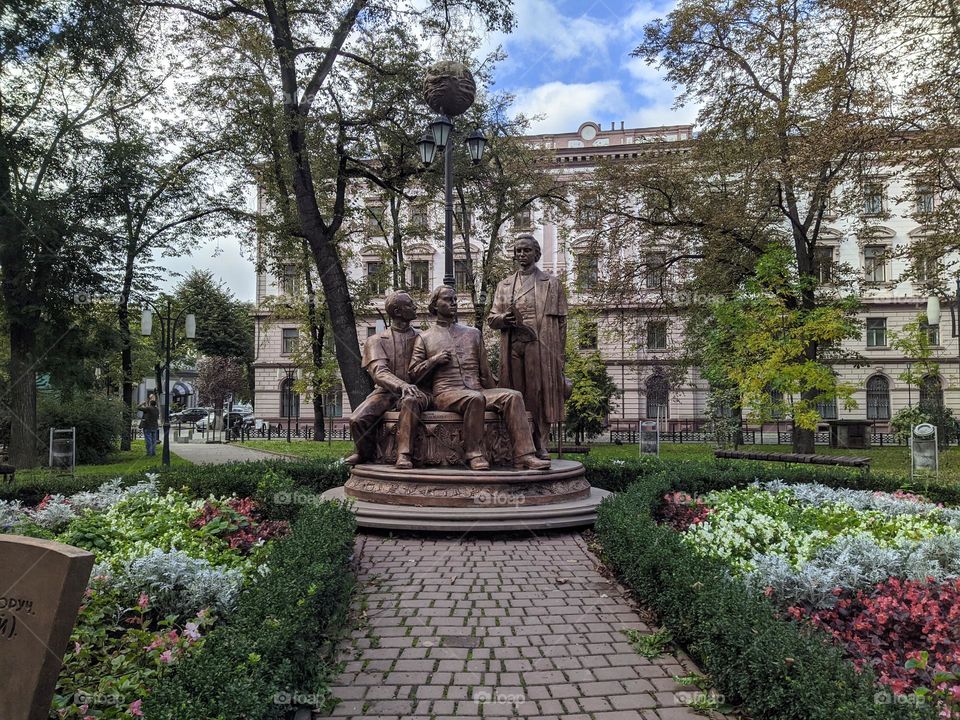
top-left (417, 116), bottom-right (486, 287)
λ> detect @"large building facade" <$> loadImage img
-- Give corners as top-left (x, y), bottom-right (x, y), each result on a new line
top-left (253, 121), bottom-right (956, 434)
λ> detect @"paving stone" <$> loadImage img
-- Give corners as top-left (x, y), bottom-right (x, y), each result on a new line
top-left (313, 534), bottom-right (731, 720)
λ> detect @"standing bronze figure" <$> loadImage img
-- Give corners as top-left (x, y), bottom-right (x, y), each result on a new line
top-left (409, 286), bottom-right (552, 472)
top-left (488, 235), bottom-right (568, 459)
top-left (346, 292), bottom-right (429, 469)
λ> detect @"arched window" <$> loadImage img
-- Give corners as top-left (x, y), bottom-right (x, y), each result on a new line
top-left (920, 375), bottom-right (943, 412)
top-left (646, 374), bottom-right (669, 420)
top-left (280, 377), bottom-right (300, 419)
top-left (866, 375), bottom-right (890, 420)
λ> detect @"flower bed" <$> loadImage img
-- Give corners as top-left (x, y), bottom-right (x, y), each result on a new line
top-left (654, 475), bottom-right (960, 717)
top-left (596, 460), bottom-right (943, 720)
top-left (1, 470), bottom-right (355, 719)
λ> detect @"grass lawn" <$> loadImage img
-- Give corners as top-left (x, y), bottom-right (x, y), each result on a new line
top-left (15, 440), bottom-right (192, 482)
top-left (239, 439), bottom-right (354, 460)
top-left (588, 442), bottom-right (960, 482)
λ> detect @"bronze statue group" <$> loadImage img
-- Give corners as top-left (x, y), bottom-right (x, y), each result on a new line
top-left (346, 235), bottom-right (567, 472)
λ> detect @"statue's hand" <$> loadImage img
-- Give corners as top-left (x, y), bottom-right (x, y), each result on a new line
top-left (433, 350), bottom-right (452, 366)
top-left (503, 311), bottom-right (517, 326)
top-left (401, 384), bottom-right (427, 403)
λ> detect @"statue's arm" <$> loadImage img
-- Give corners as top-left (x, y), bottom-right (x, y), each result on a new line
top-left (487, 284), bottom-right (510, 329)
top-left (368, 360), bottom-right (407, 394)
top-left (408, 336), bottom-right (434, 383)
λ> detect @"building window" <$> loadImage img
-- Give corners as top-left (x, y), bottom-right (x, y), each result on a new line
top-left (579, 320), bottom-right (598, 350)
top-left (410, 205), bottom-right (429, 229)
top-left (513, 206), bottom-right (532, 230)
top-left (454, 204), bottom-right (470, 233)
top-left (866, 317), bottom-right (887, 347)
top-left (280, 377), bottom-right (299, 418)
top-left (814, 246), bottom-right (834, 284)
top-left (324, 387), bottom-right (344, 418)
top-left (916, 255), bottom-right (940, 284)
top-left (576, 255), bottom-right (598, 291)
top-left (863, 245), bottom-right (887, 283)
top-left (645, 253), bottom-right (667, 289)
top-left (920, 375), bottom-right (944, 412)
top-left (768, 387), bottom-right (785, 419)
top-left (279, 263), bottom-right (300, 296)
top-left (646, 374), bottom-right (669, 420)
top-left (816, 396), bottom-right (838, 420)
top-left (866, 375), bottom-right (890, 420)
top-left (577, 199), bottom-right (598, 228)
top-left (921, 319), bottom-right (940, 346)
top-left (366, 261), bottom-right (386, 295)
top-left (454, 259), bottom-right (470, 293)
top-left (916, 185), bottom-right (935, 215)
top-left (864, 182), bottom-right (884, 215)
top-left (281, 328), bottom-right (299, 354)
top-left (410, 260), bottom-right (430, 292)
top-left (366, 326), bottom-right (377, 338)
top-left (366, 205), bottom-right (386, 235)
top-left (646, 321), bottom-right (668, 350)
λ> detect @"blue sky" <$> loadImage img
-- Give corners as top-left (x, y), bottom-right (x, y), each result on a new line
top-left (165, 0), bottom-right (691, 300)
top-left (486, 0), bottom-right (694, 134)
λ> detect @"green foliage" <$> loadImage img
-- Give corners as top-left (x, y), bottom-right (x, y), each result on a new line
top-left (565, 317), bottom-right (620, 441)
top-left (623, 627), bottom-right (672, 658)
top-left (144, 501), bottom-right (356, 720)
top-left (891, 405), bottom-right (960, 447)
top-left (175, 270), bottom-right (254, 364)
top-left (699, 246), bottom-right (861, 431)
top-left (38, 393), bottom-right (124, 464)
top-left (596, 461), bottom-right (945, 720)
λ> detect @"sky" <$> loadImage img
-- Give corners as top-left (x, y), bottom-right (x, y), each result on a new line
top-left (159, 0), bottom-right (691, 302)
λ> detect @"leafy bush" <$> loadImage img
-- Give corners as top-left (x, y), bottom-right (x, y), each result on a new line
top-left (891, 404), bottom-right (960, 446)
top-left (144, 500), bottom-right (356, 719)
top-left (38, 393), bottom-right (125, 464)
top-left (118, 549), bottom-right (245, 618)
top-left (596, 467), bottom-right (937, 720)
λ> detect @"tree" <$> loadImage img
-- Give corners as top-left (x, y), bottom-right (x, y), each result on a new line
top-left (564, 315), bottom-right (619, 444)
top-left (195, 356), bottom-right (247, 427)
top-left (148, 0), bottom-right (515, 410)
top-left (589, 0), bottom-right (901, 452)
top-left (1, 1), bottom-right (140, 465)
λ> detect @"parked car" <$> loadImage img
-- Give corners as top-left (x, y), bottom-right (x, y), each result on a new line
top-left (195, 410), bottom-right (265, 433)
top-left (170, 407), bottom-right (211, 426)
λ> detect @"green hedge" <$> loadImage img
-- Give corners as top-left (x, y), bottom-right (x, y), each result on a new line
top-left (596, 462), bottom-right (938, 720)
top-left (144, 500), bottom-right (357, 719)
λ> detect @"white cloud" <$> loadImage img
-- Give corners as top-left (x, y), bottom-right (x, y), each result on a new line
top-left (512, 81), bottom-right (626, 133)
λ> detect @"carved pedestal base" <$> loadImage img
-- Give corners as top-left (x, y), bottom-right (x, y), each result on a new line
top-left (345, 460), bottom-right (589, 508)
top-left (376, 410), bottom-right (532, 467)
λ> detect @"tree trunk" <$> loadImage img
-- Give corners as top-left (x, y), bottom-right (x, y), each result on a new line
top-left (313, 394), bottom-right (325, 441)
top-left (8, 321), bottom-right (38, 467)
top-left (118, 298), bottom-right (133, 451)
top-left (304, 262), bottom-right (327, 442)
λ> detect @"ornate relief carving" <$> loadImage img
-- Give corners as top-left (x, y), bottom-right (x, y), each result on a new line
top-left (344, 474), bottom-right (590, 508)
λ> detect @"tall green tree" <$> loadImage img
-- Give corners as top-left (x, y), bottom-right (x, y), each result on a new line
top-left (148, 0), bottom-right (515, 410)
top-left (589, 0), bottom-right (902, 452)
top-left (1, 1), bottom-right (139, 465)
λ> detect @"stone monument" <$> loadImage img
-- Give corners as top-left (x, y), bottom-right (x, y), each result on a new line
top-left (324, 287), bottom-right (608, 530)
top-left (0, 535), bottom-right (94, 720)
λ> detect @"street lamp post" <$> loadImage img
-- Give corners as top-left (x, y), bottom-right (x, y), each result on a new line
top-left (418, 62), bottom-right (487, 286)
top-left (284, 367), bottom-right (296, 443)
top-left (140, 297), bottom-right (196, 467)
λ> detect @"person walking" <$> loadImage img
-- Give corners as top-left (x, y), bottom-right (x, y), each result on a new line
top-left (138, 399), bottom-right (160, 457)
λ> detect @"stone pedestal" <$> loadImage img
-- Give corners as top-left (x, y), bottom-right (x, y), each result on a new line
top-left (376, 410), bottom-right (531, 467)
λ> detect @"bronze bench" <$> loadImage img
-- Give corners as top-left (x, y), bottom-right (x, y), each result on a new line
top-left (714, 449), bottom-right (871, 471)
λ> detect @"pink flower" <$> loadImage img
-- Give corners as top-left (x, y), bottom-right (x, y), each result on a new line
top-left (197, 607), bottom-right (209, 619)
top-left (137, 593), bottom-right (149, 610)
top-left (166, 629), bottom-right (179, 643)
top-left (184, 622), bottom-right (201, 640)
top-left (128, 699), bottom-right (144, 717)
top-left (159, 650), bottom-right (173, 664)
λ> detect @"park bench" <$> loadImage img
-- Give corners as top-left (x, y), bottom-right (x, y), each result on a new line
top-left (0, 464), bottom-right (16, 482)
top-left (714, 449), bottom-right (871, 472)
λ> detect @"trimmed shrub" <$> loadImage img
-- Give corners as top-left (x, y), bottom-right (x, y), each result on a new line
top-left (38, 393), bottom-right (125, 464)
top-left (143, 500), bottom-right (356, 719)
top-left (596, 464), bottom-right (938, 720)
